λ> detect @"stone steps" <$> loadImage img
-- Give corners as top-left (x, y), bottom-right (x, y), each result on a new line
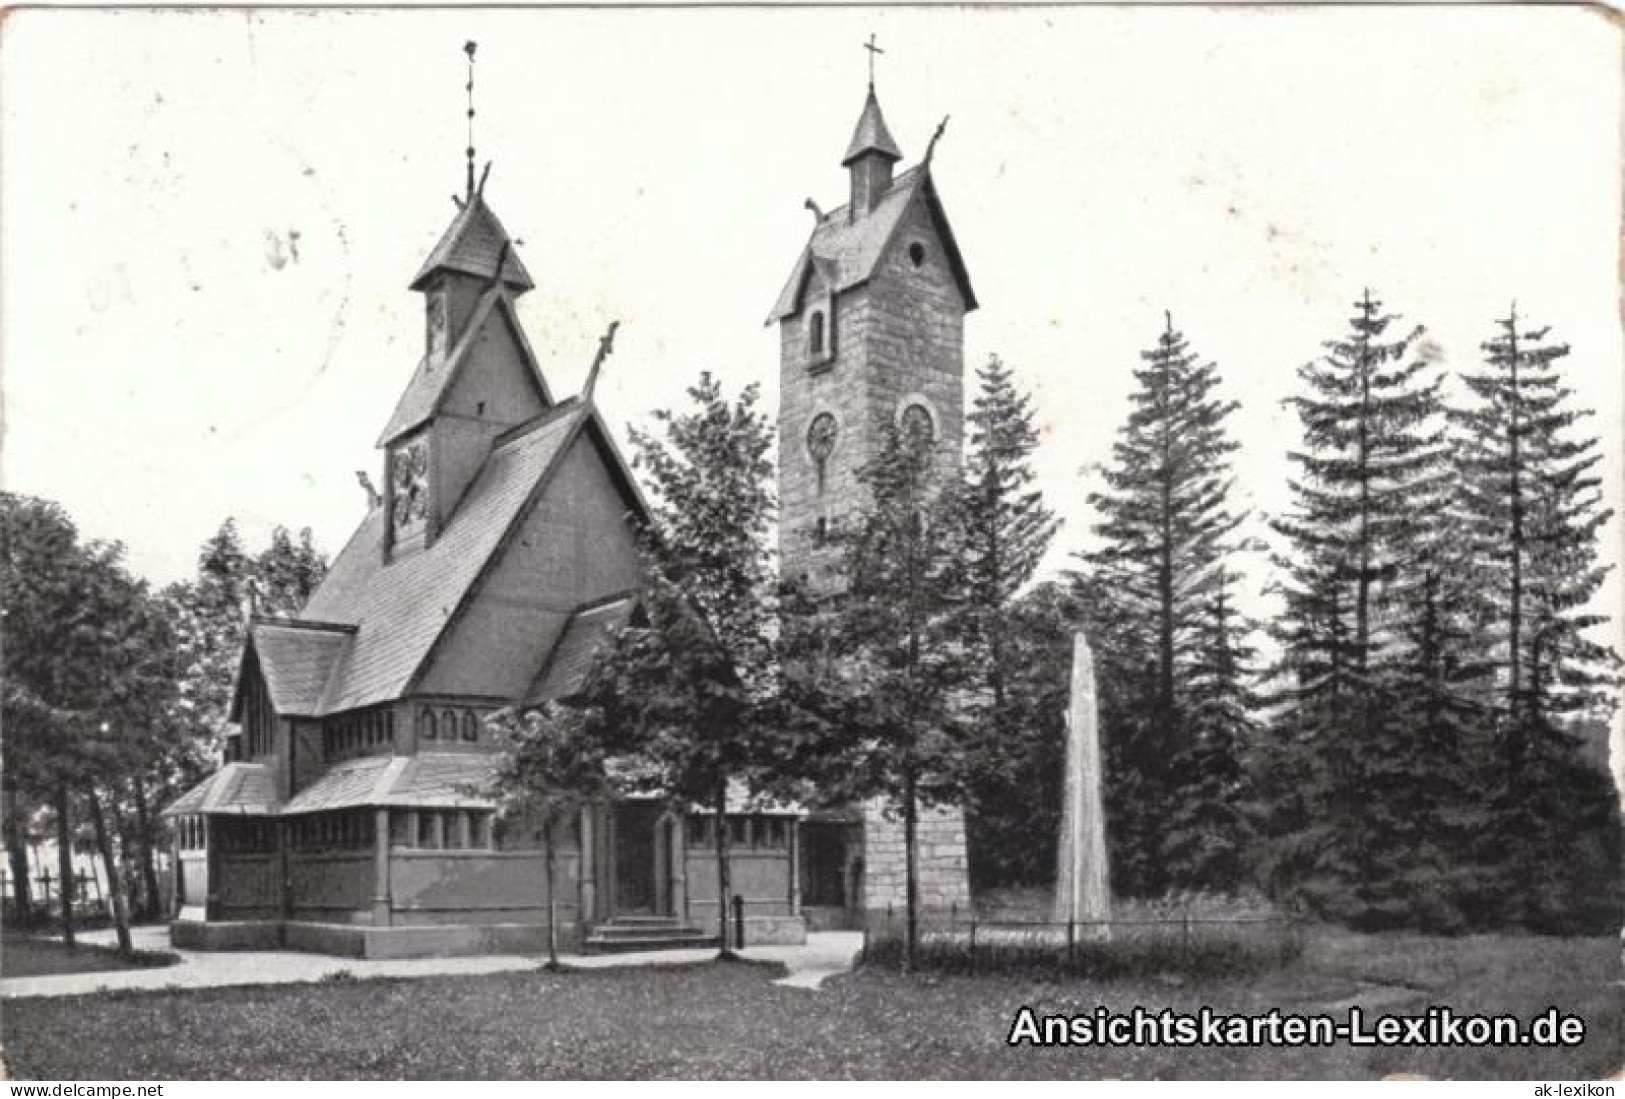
top-left (583, 916), bottom-right (718, 954)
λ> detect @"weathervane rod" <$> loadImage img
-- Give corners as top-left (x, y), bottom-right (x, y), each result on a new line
top-left (464, 41), bottom-right (478, 198)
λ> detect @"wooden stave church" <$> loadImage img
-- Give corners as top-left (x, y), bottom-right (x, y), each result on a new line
top-left (164, 73), bottom-right (973, 958)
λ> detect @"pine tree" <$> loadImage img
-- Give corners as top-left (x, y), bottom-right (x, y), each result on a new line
top-left (954, 354), bottom-right (1061, 708)
top-left (1074, 313), bottom-right (1246, 894)
top-left (1452, 306), bottom-right (1622, 932)
top-left (1265, 289), bottom-right (1452, 922)
top-left (255, 526), bottom-right (328, 617)
top-left (958, 581), bottom-right (1074, 889)
top-left (1157, 566), bottom-right (1260, 894)
top-left (166, 519), bottom-right (251, 763)
top-left (949, 355), bottom-right (1063, 889)
top-left (1455, 307), bottom-right (1616, 757)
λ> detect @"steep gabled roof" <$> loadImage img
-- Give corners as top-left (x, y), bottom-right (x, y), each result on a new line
top-left (525, 592), bottom-right (642, 704)
top-left (766, 166), bottom-right (977, 323)
top-left (297, 399), bottom-right (650, 716)
top-left (376, 287), bottom-right (554, 446)
top-left (302, 403), bottom-right (584, 713)
top-left (231, 620), bottom-right (355, 719)
top-left (410, 194), bottom-right (534, 292)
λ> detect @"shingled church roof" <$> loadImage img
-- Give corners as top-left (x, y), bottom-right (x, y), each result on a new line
top-left (276, 753), bottom-right (498, 814)
top-left (526, 592), bottom-right (642, 704)
top-left (842, 85), bottom-right (903, 166)
top-left (410, 193), bottom-right (534, 292)
top-left (766, 166), bottom-right (977, 323)
top-left (161, 763), bottom-right (278, 817)
top-left (275, 396), bottom-right (651, 717)
top-left (237, 620), bottom-right (354, 718)
top-left (375, 287), bottom-right (553, 446)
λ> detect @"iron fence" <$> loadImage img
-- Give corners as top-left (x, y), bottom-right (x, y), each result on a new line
top-left (859, 903), bottom-right (1305, 975)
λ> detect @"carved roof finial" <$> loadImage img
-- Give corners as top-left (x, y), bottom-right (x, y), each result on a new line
top-left (581, 320), bottom-right (621, 405)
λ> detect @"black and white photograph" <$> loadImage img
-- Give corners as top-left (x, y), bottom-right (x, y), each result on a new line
top-left (0, 4), bottom-right (1620, 1084)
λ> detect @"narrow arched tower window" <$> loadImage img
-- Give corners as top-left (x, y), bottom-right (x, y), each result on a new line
top-left (809, 311), bottom-right (825, 356)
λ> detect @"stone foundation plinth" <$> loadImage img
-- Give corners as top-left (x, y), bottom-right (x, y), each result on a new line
top-left (171, 919), bottom-right (582, 959)
top-left (860, 798), bottom-right (971, 914)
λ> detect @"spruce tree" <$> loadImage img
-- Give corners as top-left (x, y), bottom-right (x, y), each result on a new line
top-left (949, 355), bottom-right (1062, 887)
top-left (1074, 313), bottom-right (1246, 895)
top-left (1452, 307), bottom-right (1622, 932)
top-left (954, 354), bottom-right (1061, 708)
top-left (1265, 289), bottom-right (1452, 922)
top-left (1158, 566), bottom-right (1260, 894)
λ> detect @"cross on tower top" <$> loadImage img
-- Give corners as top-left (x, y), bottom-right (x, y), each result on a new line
top-left (864, 33), bottom-right (884, 88)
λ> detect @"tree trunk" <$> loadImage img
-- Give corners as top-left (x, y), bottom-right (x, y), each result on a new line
top-left (111, 786), bottom-right (146, 920)
top-left (714, 780), bottom-right (734, 958)
top-left (85, 785), bottom-right (133, 955)
top-left (131, 779), bottom-right (163, 922)
top-left (903, 768), bottom-right (920, 974)
top-left (543, 817), bottom-right (560, 970)
top-left (54, 784), bottom-right (75, 948)
top-left (1505, 312), bottom-right (1525, 775)
top-left (3, 774), bottom-right (35, 926)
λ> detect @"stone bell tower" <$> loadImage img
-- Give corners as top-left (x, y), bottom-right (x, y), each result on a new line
top-left (767, 59), bottom-right (977, 919)
top-left (767, 72), bottom-right (977, 591)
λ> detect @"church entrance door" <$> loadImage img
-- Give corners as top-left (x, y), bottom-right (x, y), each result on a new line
top-left (613, 801), bottom-right (661, 915)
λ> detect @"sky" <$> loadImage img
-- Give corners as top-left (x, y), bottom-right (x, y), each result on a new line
top-left (2, 6), bottom-right (1621, 781)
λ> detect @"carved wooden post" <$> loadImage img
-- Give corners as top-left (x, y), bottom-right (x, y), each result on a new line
top-left (579, 804), bottom-right (596, 925)
top-left (277, 818), bottom-right (292, 920)
top-left (653, 814), bottom-right (669, 915)
top-left (671, 812), bottom-right (687, 922)
top-left (203, 816), bottom-right (220, 921)
top-left (788, 818), bottom-right (802, 916)
top-left (372, 808), bottom-right (391, 927)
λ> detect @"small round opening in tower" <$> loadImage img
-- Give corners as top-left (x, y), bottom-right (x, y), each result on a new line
top-left (908, 241), bottom-right (926, 268)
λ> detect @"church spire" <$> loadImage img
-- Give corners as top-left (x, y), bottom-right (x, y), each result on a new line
top-left (843, 36), bottom-right (902, 218)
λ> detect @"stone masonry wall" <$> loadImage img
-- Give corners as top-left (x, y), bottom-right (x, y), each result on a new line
top-left (778, 172), bottom-right (975, 918)
top-left (860, 797), bottom-right (971, 915)
top-left (778, 190), bottom-right (967, 586)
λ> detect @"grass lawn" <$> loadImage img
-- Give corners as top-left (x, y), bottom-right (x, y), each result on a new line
top-left (2, 931), bottom-right (1618, 1079)
top-left (0, 938), bottom-right (179, 980)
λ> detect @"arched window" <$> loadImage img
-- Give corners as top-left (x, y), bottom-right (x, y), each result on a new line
top-left (462, 711), bottom-right (479, 742)
top-left (809, 311), bottom-right (825, 355)
top-left (442, 708), bottom-right (458, 742)
top-left (422, 708), bottom-right (437, 740)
